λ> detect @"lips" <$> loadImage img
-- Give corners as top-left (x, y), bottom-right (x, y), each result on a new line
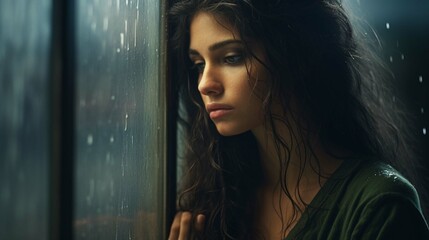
top-left (206, 103), bottom-right (233, 120)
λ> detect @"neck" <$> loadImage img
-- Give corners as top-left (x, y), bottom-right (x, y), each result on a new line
top-left (251, 117), bottom-right (342, 201)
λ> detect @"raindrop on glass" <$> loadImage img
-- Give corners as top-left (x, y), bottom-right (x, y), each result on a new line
top-left (103, 17), bottom-right (109, 31)
top-left (111, 95), bottom-right (115, 100)
top-left (110, 136), bottom-right (115, 143)
top-left (401, 54), bottom-right (405, 60)
top-left (421, 107), bottom-right (425, 114)
top-left (120, 33), bottom-right (124, 48)
top-left (87, 134), bottom-right (93, 146)
top-left (389, 56), bottom-right (393, 62)
top-left (117, 48), bottom-right (121, 53)
top-left (386, 22), bottom-right (390, 29)
top-left (124, 113), bottom-right (129, 131)
top-left (419, 75), bottom-right (423, 83)
top-left (423, 128), bottom-right (427, 135)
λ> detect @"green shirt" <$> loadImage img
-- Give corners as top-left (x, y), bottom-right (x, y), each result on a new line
top-left (285, 158), bottom-right (429, 239)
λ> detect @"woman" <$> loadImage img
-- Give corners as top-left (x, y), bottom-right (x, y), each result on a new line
top-left (168, 0), bottom-right (429, 239)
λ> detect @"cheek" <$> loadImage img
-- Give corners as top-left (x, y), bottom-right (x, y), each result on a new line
top-left (248, 64), bottom-right (271, 100)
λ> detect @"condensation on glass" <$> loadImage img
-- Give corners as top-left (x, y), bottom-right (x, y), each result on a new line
top-left (74, 0), bottom-right (166, 239)
top-left (0, 1), bottom-right (51, 240)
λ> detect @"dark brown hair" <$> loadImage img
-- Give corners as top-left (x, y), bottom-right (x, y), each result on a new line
top-left (169, 0), bottom-right (422, 239)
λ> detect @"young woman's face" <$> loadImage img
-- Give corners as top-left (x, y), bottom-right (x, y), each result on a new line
top-left (189, 11), bottom-right (269, 136)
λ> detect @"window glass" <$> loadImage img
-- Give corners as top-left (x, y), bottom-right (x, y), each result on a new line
top-left (0, 1), bottom-right (51, 239)
top-left (74, 0), bottom-right (166, 239)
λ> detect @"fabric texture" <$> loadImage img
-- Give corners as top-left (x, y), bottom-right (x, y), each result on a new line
top-left (284, 158), bottom-right (429, 240)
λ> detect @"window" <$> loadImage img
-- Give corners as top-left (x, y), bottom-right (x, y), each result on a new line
top-left (74, 0), bottom-right (167, 239)
top-left (0, 0), bottom-right (51, 239)
top-left (0, 0), bottom-right (170, 239)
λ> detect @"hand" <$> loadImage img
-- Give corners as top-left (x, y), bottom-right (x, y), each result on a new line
top-left (168, 211), bottom-right (205, 240)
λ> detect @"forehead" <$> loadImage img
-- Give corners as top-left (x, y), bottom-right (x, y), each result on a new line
top-left (189, 12), bottom-right (240, 50)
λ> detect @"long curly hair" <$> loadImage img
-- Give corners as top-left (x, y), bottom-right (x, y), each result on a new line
top-left (169, 0), bottom-right (423, 239)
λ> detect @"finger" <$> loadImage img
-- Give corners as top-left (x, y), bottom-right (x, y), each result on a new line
top-left (195, 214), bottom-right (206, 232)
top-left (178, 212), bottom-right (192, 240)
top-left (168, 212), bottom-right (182, 240)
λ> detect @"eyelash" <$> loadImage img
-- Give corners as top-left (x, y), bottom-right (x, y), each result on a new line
top-left (224, 54), bottom-right (243, 65)
top-left (191, 62), bottom-right (205, 73)
top-left (191, 53), bottom-right (244, 74)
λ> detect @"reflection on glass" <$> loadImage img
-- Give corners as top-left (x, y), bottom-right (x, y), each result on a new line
top-left (0, 1), bottom-right (51, 239)
top-left (75, 0), bottom-right (165, 239)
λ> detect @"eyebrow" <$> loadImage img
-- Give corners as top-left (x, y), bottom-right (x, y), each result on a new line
top-left (189, 39), bottom-right (244, 56)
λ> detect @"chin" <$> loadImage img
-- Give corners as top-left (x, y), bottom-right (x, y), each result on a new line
top-left (215, 125), bottom-right (248, 137)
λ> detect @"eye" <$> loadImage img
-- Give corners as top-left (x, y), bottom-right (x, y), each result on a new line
top-left (191, 61), bottom-right (205, 73)
top-left (224, 54), bottom-right (243, 65)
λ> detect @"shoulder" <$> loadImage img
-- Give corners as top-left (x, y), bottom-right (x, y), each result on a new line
top-left (285, 159), bottom-right (429, 239)
top-left (340, 160), bottom-right (429, 239)
top-left (346, 160), bottom-right (420, 206)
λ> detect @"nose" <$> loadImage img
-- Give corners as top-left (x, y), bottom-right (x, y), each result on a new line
top-left (198, 64), bottom-right (223, 96)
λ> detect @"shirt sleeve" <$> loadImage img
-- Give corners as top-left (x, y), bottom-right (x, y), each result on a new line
top-left (350, 193), bottom-right (429, 240)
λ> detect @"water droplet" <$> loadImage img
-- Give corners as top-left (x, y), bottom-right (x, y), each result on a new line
top-left (110, 179), bottom-right (114, 197)
top-left (125, 20), bottom-right (128, 34)
top-left (120, 33), bottom-right (124, 48)
top-left (121, 161), bottom-right (125, 176)
top-left (111, 95), bottom-right (115, 100)
top-left (86, 179), bottom-right (95, 205)
top-left (106, 152), bottom-right (111, 163)
top-left (134, 19), bottom-right (138, 47)
top-left (389, 56), bottom-right (393, 62)
top-left (401, 54), bottom-right (405, 60)
top-left (386, 22), bottom-right (390, 29)
top-left (421, 107), bottom-right (425, 114)
top-left (423, 128), bottom-right (427, 135)
top-left (117, 48), bottom-right (121, 53)
top-left (87, 134), bottom-right (93, 146)
top-left (392, 96), bottom-right (396, 102)
top-left (110, 136), bottom-right (115, 143)
top-left (124, 114), bottom-right (129, 131)
top-left (103, 17), bottom-right (109, 31)
top-left (419, 75), bottom-right (423, 83)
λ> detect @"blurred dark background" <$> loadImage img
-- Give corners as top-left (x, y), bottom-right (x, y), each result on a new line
top-left (348, 0), bottom-right (429, 205)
